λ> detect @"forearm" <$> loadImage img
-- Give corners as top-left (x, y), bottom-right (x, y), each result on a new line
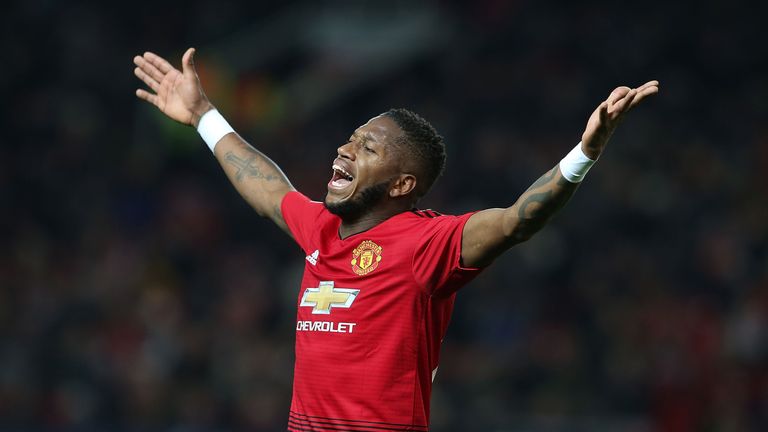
top-left (460, 80), bottom-right (658, 268)
top-left (461, 164), bottom-right (581, 268)
top-left (213, 133), bottom-right (294, 230)
top-left (503, 164), bottom-right (579, 242)
top-left (133, 49), bottom-right (296, 233)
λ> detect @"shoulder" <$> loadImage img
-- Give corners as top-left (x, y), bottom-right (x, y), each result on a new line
top-left (407, 208), bottom-right (473, 229)
top-left (283, 191), bottom-right (330, 216)
top-left (408, 209), bottom-right (445, 219)
top-left (390, 208), bottom-right (473, 238)
top-left (281, 190), bottom-right (339, 235)
top-left (387, 209), bottom-right (449, 232)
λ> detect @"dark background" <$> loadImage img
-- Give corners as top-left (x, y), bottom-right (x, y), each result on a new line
top-left (3, 0), bottom-right (767, 430)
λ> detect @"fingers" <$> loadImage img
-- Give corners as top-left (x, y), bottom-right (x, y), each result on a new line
top-left (134, 65), bottom-right (160, 92)
top-left (604, 86), bottom-right (633, 120)
top-left (181, 47), bottom-right (196, 78)
top-left (598, 101), bottom-right (609, 124)
top-left (636, 80), bottom-right (659, 93)
top-left (627, 80), bottom-right (660, 110)
top-left (134, 55), bottom-right (166, 84)
top-left (605, 80), bottom-right (660, 116)
top-left (612, 88), bottom-right (637, 114)
top-left (628, 88), bottom-right (658, 110)
top-left (143, 51), bottom-right (174, 74)
top-left (135, 88), bottom-right (158, 106)
top-left (607, 86), bottom-right (631, 107)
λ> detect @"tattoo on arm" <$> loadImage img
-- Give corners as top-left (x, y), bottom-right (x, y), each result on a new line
top-left (510, 164), bottom-right (578, 240)
top-left (218, 143), bottom-right (293, 233)
top-left (464, 164), bottom-right (581, 267)
top-left (224, 149), bottom-right (286, 183)
top-left (517, 166), bottom-right (574, 219)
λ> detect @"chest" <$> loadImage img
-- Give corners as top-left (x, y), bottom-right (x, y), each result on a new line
top-left (296, 233), bottom-right (423, 319)
top-left (304, 224), bottom-right (417, 278)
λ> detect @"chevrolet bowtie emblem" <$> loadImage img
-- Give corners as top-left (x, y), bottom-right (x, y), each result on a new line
top-left (300, 281), bottom-right (359, 314)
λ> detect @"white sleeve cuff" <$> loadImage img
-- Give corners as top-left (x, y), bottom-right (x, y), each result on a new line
top-left (197, 109), bottom-right (235, 152)
top-left (558, 141), bottom-right (596, 183)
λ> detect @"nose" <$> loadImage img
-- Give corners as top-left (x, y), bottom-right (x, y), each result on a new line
top-left (337, 141), bottom-right (355, 160)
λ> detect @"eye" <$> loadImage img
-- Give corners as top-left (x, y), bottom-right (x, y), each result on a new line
top-left (363, 144), bottom-right (376, 154)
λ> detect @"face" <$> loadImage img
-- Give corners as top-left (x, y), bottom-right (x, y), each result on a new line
top-left (324, 115), bottom-right (410, 218)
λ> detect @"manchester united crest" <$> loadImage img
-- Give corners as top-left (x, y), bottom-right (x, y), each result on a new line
top-left (351, 240), bottom-right (383, 276)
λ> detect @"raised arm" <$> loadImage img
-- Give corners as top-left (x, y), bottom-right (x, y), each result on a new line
top-left (461, 81), bottom-right (659, 268)
top-left (133, 48), bottom-right (295, 234)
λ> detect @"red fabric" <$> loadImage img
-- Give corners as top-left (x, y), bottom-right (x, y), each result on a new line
top-left (281, 191), bottom-right (481, 431)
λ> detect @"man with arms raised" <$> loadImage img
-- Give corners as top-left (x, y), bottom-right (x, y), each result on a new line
top-left (133, 47), bottom-right (658, 431)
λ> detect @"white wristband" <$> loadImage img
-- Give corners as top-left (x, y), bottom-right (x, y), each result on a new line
top-left (558, 141), bottom-right (596, 183)
top-left (197, 109), bottom-right (235, 152)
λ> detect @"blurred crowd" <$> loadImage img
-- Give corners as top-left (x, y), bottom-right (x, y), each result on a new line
top-left (3, 0), bottom-right (767, 431)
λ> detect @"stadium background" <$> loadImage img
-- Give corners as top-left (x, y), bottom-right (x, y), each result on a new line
top-left (3, 0), bottom-right (767, 430)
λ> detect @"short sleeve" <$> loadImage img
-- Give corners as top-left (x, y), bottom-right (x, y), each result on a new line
top-left (281, 191), bottom-right (326, 252)
top-left (412, 212), bottom-right (483, 297)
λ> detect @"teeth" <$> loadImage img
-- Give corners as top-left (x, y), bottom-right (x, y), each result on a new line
top-left (332, 164), bottom-right (353, 181)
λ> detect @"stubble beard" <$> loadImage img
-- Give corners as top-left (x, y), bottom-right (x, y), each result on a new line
top-left (324, 181), bottom-right (390, 221)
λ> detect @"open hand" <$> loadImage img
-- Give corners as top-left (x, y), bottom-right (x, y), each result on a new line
top-left (133, 48), bottom-right (213, 127)
top-left (581, 80), bottom-right (659, 159)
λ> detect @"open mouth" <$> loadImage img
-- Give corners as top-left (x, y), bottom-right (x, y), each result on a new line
top-left (329, 163), bottom-right (354, 190)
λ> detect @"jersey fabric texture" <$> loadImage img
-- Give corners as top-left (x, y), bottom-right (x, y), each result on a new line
top-left (281, 191), bottom-right (483, 431)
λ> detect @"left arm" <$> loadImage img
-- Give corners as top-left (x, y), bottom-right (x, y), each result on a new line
top-left (461, 80), bottom-right (659, 268)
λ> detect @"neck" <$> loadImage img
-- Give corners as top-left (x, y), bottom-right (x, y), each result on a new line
top-left (337, 203), bottom-right (409, 239)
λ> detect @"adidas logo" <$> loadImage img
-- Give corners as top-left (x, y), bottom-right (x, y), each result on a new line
top-left (306, 249), bottom-right (319, 266)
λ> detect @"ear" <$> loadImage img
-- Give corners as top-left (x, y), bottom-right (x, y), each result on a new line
top-left (389, 174), bottom-right (417, 198)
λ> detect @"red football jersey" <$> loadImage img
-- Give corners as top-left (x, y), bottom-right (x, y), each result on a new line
top-left (281, 191), bottom-right (482, 431)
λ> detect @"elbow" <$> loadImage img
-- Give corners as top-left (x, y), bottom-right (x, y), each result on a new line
top-left (509, 228), bottom-right (536, 245)
top-left (246, 200), bottom-right (273, 220)
top-left (503, 216), bottom-right (546, 245)
top-left (503, 221), bottom-right (535, 245)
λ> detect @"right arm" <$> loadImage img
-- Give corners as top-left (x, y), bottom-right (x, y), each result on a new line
top-left (133, 48), bottom-right (295, 234)
top-left (212, 134), bottom-right (294, 233)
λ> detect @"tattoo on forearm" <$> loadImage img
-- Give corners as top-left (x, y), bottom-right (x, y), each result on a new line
top-left (224, 149), bottom-right (286, 183)
top-left (517, 165), bottom-right (576, 221)
top-left (528, 166), bottom-right (559, 189)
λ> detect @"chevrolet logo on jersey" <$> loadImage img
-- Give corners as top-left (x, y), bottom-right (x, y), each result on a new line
top-left (299, 281), bottom-right (359, 314)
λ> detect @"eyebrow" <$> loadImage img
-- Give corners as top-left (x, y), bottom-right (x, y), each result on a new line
top-left (351, 132), bottom-right (378, 143)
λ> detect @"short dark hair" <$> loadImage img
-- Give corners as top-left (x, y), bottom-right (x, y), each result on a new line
top-left (383, 108), bottom-right (446, 199)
